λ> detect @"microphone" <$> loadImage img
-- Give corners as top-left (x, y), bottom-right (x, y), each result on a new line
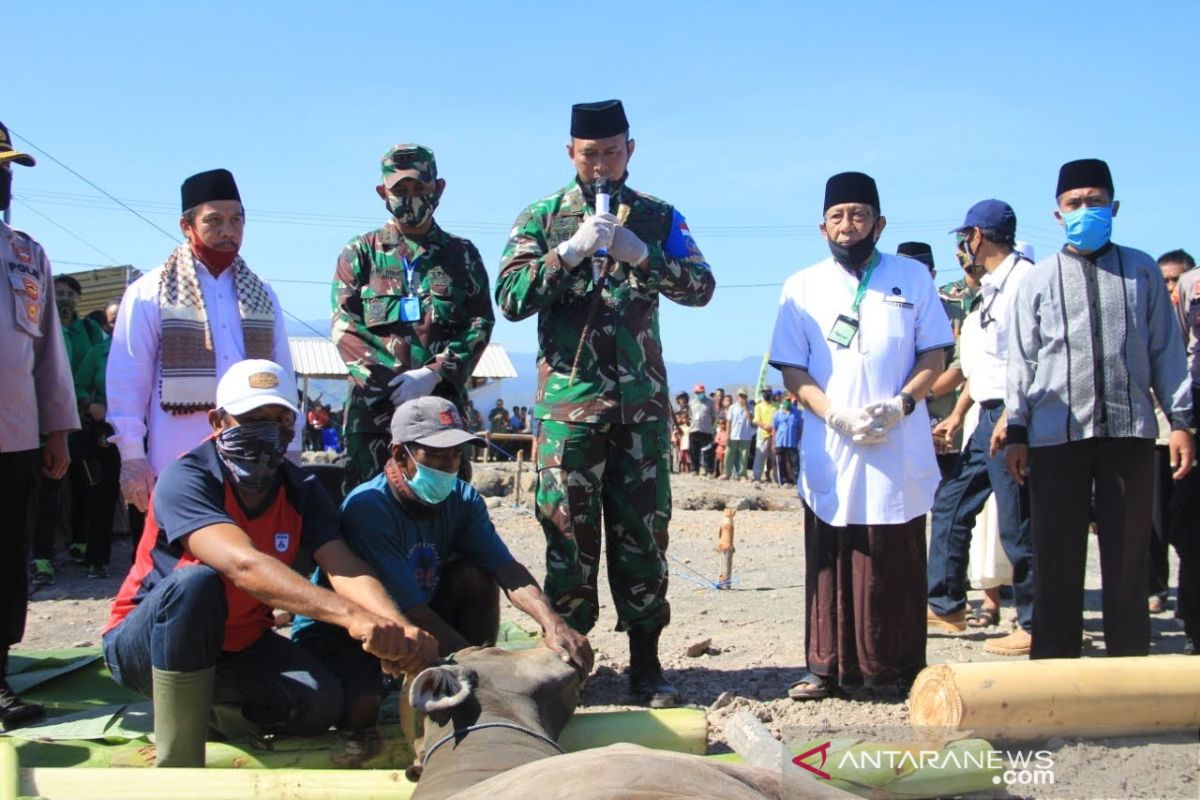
top-left (593, 179), bottom-right (612, 272)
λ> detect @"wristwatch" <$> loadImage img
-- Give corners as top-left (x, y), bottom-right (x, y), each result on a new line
top-left (900, 391), bottom-right (916, 416)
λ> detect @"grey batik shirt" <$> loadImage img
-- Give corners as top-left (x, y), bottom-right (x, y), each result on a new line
top-left (1005, 243), bottom-right (1191, 448)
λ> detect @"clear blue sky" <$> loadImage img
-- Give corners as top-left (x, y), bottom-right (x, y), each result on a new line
top-left (6, 1), bottom-right (1198, 362)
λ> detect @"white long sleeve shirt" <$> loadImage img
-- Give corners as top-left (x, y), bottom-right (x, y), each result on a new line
top-left (107, 258), bottom-right (296, 475)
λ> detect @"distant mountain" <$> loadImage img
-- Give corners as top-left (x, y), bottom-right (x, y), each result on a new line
top-left (285, 318), bottom-right (332, 339)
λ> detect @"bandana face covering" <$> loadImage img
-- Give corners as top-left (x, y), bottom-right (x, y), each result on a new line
top-left (387, 191), bottom-right (438, 227)
top-left (0, 170), bottom-right (11, 212)
top-left (216, 420), bottom-right (291, 492)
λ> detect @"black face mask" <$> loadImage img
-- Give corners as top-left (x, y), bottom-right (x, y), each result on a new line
top-left (0, 170), bottom-right (11, 212)
top-left (827, 229), bottom-right (877, 270)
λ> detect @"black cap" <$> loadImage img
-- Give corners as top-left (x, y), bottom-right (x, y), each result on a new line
top-left (824, 171), bottom-right (880, 213)
top-left (0, 121), bottom-right (35, 167)
top-left (897, 242), bottom-right (934, 270)
top-left (1056, 159), bottom-right (1113, 198)
top-left (181, 169), bottom-right (241, 213)
top-left (570, 100), bottom-right (629, 139)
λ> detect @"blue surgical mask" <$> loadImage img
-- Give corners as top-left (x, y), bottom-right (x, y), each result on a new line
top-left (1062, 205), bottom-right (1113, 252)
top-left (404, 446), bottom-right (458, 505)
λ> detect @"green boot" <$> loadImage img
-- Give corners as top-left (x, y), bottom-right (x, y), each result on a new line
top-left (151, 666), bottom-right (215, 767)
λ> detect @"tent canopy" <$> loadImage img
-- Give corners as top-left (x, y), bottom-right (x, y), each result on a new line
top-left (288, 337), bottom-right (517, 381)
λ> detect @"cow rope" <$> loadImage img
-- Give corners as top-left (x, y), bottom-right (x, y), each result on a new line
top-left (421, 721), bottom-right (565, 767)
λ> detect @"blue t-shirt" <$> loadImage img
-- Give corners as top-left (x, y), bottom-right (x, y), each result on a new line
top-left (291, 472), bottom-right (514, 638)
top-left (773, 407), bottom-right (802, 449)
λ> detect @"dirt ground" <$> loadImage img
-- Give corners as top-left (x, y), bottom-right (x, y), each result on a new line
top-left (17, 466), bottom-right (1198, 799)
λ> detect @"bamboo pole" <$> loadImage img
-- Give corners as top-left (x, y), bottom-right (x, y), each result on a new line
top-left (513, 449), bottom-right (523, 505)
top-left (0, 741), bottom-right (17, 800)
top-left (20, 767), bottom-right (415, 800)
top-left (909, 656), bottom-right (1200, 741)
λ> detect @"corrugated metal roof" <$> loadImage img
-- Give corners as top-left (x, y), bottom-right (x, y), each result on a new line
top-left (288, 338), bottom-right (518, 381)
top-left (474, 343), bottom-right (517, 379)
top-left (64, 266), bottom-right (141, 316)
top-left (289, 337), bottom-right (348, 379)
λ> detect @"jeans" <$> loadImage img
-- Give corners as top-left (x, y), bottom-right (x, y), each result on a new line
top-left (927, 403), bottom-right (1034, 631)
top-left (102, 565), bottom-right (343, 736)
top-left (752, 439), bottom-right (774, 482)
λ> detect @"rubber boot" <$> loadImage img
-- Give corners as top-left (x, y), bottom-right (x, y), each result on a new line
top-left (0, 649), bottom-right (44, 730)
top-left (628, 628), bottom-right (679, 709)
top-left (151, 666), bottom-right (215, 767)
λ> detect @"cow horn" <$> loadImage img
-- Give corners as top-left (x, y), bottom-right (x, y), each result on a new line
top-left (409, 665), bottom-right (475, 712)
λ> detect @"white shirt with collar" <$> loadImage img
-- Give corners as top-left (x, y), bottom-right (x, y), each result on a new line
top-left (768, 252), bottom-right (954, 526)
top-left (107, 258), bottom-right (297, 475)
top-left (971, 253), bottom-right (1033, 403)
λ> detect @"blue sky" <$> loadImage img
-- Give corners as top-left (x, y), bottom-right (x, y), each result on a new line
top-left (6, 1), bottom-right (1198, 363)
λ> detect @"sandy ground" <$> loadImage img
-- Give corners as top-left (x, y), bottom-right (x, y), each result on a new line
top-left (17, 466), bottom-right (1198, 799)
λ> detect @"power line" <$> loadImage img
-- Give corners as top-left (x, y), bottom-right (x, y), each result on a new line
top-left (12, 199), bottom-right (122, 265)
top-left (8, 129), bottom-right (182, 243)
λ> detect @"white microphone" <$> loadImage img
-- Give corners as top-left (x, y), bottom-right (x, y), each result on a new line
top-left (593, 179), bottom-right (612, 281)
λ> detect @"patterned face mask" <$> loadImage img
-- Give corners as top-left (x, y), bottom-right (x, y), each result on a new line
top-left (387, 191), bottom-right (438, 227)
top-left (215, 420), bottom-right (291, 492)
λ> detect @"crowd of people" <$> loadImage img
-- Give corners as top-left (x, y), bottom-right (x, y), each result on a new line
top-left (0, 97), bottom-right (1195, 772)
top-left (669, 385), bottom-right (802, 485)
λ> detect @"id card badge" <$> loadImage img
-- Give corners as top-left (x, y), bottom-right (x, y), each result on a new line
top-left (827, 314), bottom-right (859, 348)
top-left (400, 295), bottom-right (421, 322)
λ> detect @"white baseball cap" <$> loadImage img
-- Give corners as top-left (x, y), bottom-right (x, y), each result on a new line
top-left (216, 359), bottom-right (300, 417)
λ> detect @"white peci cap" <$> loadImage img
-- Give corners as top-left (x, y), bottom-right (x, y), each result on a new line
top-left (215, 359), bottom-right (300, 417)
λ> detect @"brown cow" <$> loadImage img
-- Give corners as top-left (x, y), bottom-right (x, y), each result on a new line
top-left (408, 645), bottom-right (784, 800)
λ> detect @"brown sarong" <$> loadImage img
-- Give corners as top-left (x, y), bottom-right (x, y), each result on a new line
top-left (804, 504), bottom-right (927, 687)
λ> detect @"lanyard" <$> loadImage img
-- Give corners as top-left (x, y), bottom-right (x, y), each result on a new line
top-left (403, 256), bottom-right (419, 297)
top-left (847, 253), bottom-right (879, 317)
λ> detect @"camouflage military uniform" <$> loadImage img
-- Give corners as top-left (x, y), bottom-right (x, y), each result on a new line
top-left (927, 279), bottom-right (981, 435)
top-left (496, 178), bottom-right (714, 634)
top-left (333, 148), bottom-right (493, 490)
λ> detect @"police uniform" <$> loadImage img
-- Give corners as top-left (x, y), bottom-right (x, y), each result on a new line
top-left (0, 123), bottom-right (80, 728)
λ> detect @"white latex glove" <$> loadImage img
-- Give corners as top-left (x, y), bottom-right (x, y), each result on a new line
top-left (120, 457), bottom-right (155, 513)
top-left (865, 396), bottom-right (906, 432)
top-left (555, 213), bottom-right (616, 267)
top-left (825, 407), bottom-right (878, 438)
top-left (389, 366), bottom-right (440, 406)
top-left (609, 225), bottom-right (649, 266)
top-left (851, 430), bottom-right (890, 446)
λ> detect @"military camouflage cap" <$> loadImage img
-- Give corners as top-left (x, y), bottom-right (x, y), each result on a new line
top-left (381, 144), bottom-right (437, 188)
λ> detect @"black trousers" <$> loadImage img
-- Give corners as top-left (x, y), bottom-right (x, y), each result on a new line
top-left (1149, 445), bottom-right (1173, 600)
top-left (1166, 463), bottom-right (1200, 641)
top-left (689, 431), bottom-right (714, 475)
top-left (1028, 438), bottom-right (1154, 659)
top-left (1, 450), bottom-right (39, 650)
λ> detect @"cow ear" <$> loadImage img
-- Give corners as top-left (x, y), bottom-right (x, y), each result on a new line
top-left (409, 665), bottom-right (475, 712)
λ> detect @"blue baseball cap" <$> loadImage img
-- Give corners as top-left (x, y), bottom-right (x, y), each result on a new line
top-left (949, 199), bottom-right (1017, 238)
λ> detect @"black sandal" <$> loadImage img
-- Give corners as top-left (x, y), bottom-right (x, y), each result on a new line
top-left (966, 606), bottom-right (1000, 628)
top-left (787, 671), bottom-right (832, 701)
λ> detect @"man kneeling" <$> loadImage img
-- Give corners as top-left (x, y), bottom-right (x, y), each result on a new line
top-left (293, 397), bottom-right (593, 731)
top-left (103, 360), bottom-right (436, 767)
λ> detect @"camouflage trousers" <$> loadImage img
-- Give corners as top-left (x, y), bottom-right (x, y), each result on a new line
top-left (343, 430), bottom-right (392, 496)
top-left (534, 418), bottom-right (672, 635)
